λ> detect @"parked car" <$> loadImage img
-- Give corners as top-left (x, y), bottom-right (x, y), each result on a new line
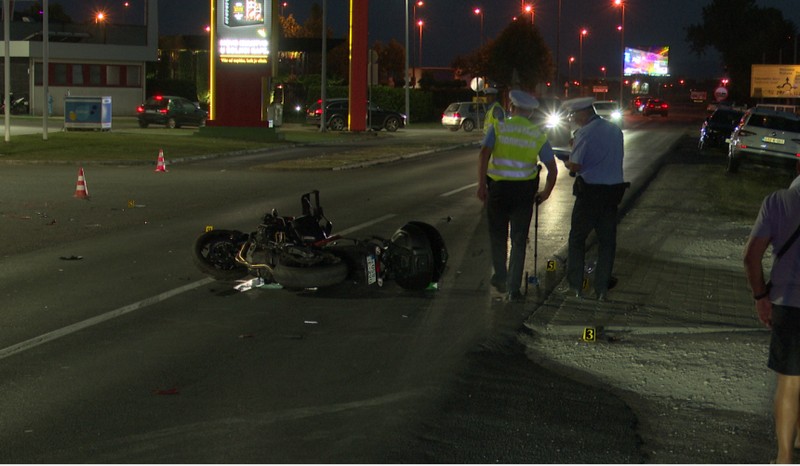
top-left (305, 98), bottom-right (406, 132)
top-left (441, 101), bottom-right (488, 132)
top-left (136, 95), bottom-right (207, 129)
top-left (592, 100), bottom-right (624, 128)
top-left (698, 107), bottom-right (744, 150)
top-left (642, 98), bottom-right (669, 117)
top-left (727, 107), bottom-right (800, 173)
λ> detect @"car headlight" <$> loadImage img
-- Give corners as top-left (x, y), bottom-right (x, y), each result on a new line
top-left (611, 110), bottom-right (622, 121)
top-left (545, 112), bottom-right (562, 129)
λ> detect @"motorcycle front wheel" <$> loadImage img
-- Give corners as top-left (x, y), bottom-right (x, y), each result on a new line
top-left (193, 229), bottom-right (249, 280)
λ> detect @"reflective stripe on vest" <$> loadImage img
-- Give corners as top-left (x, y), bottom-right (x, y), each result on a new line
top-left (487, 116), bottom-right (546, 181)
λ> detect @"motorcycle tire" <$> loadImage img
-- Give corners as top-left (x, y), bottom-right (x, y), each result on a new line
top-left (406, 221), bottom-right (448, 283)
top-left (192, 229), bottom-right (249, 281)
top-left (272, 260), bottom-right (348, 290)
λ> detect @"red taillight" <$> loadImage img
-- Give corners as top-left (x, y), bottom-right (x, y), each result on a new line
top-left (136, 105), bottom-right (144, 113)
top-left (159, 108), bottom-right (168, 115)
top-left (453, 112), bottom-right (461, 118)
top-left (662, 103), bottom-right (669, 109)
top-left (154, 95), bottom-right (164, 101)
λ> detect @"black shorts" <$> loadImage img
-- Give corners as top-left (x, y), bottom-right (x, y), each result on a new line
top-left (768, 304), bottom-right (800, 375)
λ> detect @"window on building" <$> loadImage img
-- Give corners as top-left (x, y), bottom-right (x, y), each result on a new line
top-left (126, 66), bottom-right (141, 86)
top-left (72, 65), bottom-right (84, 85)
top-left (89, 65), bottom-right (102, 85)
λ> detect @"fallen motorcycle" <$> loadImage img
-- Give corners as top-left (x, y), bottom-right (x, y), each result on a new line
top-left (192, 191), bottom-right (447, 291)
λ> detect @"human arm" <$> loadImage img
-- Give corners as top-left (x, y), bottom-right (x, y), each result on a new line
top-left (743, 235), bottom-right (773, 328)
top-left (536, 158), bottom-right (558, 204)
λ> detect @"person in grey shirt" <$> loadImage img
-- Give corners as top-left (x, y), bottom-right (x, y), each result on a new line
top-left (744, 160), bottom-right (800, 464)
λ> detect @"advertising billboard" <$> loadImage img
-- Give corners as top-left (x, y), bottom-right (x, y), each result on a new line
top-left (751, 65), bottom-right (800, 98)
top-left (623, 46), bottom-right (669, 77)
top-left (215, 0), bottom-right (271, 64)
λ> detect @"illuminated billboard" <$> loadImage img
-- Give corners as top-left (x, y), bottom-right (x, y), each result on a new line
top-left (623, 46), bottom-right (669, 77)
top-left (215, 0), bottom-right (271, 64)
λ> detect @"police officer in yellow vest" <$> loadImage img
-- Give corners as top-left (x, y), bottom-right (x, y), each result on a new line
top-left (477, 90), bottom-right (559, 302)
top-left (483, 87), bottom-right (505, 131)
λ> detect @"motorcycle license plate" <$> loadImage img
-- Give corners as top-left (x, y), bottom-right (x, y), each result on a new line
top-left (366, 254), bottom-right (378, 285)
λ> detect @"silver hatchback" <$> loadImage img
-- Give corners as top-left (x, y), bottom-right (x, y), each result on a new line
top-left (441, 102), bottom-right (488, 132)
top-left (727, 108), bottom-right (800, 173)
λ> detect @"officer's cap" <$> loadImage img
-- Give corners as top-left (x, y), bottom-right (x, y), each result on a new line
top-left (508, 90), bottom-right (539, 110)
top-left (561, 97), bottom-right (596, 113)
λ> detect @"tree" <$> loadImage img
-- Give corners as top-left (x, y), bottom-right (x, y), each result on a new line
top-left (373, 39), bottom-right (405, 85)
top-left (280, 14), bottom-right (303, 38)
top-left (484, 20), bottom-right (553, 92)
top-left (686, 0), bottom-right (796, 101)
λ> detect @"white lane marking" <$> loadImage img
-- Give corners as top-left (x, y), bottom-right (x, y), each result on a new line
top-left (0, 277), bottom-right (216, 361)
top-left (0, 216), bottom-right (402, 360)
top-left (440, 183), bottom-right (477, 197)
top-left (336, 214), bottom-right (397, 236)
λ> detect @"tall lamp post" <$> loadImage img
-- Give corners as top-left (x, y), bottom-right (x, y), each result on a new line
top-left (404, 0), bottom-right (410, 125)
top-left (614, 0), bottom-right (625, 102)
top-left (523, 4), bottom-right (534, 25)
top-left (567, 56), bottom-right (575, 97)
top-left (473, 8), bottom-right (483, 47)
top-left (579, 28), bottom-right (587, 97)
top-left (417, 19), bottom-right (423, 77)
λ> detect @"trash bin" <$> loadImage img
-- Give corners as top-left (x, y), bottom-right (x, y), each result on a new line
top-left (64, 96), bottom-right (112, 131)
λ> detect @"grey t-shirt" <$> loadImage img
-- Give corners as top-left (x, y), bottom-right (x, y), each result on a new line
top-left (751, 175), bottom-right (800, 307)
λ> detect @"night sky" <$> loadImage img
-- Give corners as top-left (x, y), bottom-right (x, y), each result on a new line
top-left (50, 1), bottom-right (800, 80)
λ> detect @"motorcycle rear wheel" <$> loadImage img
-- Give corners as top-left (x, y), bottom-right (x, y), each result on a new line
top-left (193, 229), bottom-right (249, 281)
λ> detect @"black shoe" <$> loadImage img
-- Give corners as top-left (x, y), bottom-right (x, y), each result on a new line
top-left (608, 276), bottom-right (618, 290)
top-left (490, 275), bottom-right (507, 293)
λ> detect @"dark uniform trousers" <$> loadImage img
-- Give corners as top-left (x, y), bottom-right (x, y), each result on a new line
top-left (567, 177), bottom-right (627, 294)
top-left (487, 176), bottom-right (538, 294)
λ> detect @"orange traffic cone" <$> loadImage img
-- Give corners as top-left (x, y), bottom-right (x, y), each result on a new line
top-left (154, 149), bottom-right (168, 172)
top-left (74, 167), bottom-right (89, 199)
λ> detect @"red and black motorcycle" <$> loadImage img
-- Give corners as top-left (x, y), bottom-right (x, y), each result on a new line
top-left (192, 191), bottom-right (447, 291)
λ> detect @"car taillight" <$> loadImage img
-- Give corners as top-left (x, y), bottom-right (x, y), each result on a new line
top-left (315, 108), bottom-right (322, 116)
top-left (159, 108), bottom-right (168, 115)
top-left (136, 106), bottom-right (144, 113)
top-left (453, 112), bottom-right (460, 118)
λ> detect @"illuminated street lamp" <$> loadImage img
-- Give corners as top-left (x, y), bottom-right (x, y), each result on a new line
top-left (579, 28), bottom-right (587, 96)
top-left (95, 11), bottom-right (106, 24)
top-left (417, 19), bottom-right (424, 74)
top-left (523, 4), bottom-right (534, 25)
top-left (614, 0), bottom-right (625, 102)
top-left (473, 7), bottom-right (484, 47)
top-left (567, 56), bottom-right (575, 97)
top-left (281, 2), bottom-right (288, 16)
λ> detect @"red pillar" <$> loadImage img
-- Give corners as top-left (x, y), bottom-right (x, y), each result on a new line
top-left (348, 0), bottom-right (368, 132)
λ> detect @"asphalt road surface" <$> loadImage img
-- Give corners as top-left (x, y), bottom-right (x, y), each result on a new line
top-left (0, 107), bottom-right (698, 462)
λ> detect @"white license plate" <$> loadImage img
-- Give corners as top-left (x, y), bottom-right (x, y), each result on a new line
top-left (763, 136), bottom-right (785, 144)
top-left (366, 255), bottom-right (377, 285)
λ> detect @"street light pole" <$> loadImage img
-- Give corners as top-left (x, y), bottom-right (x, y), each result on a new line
top-left (417, 19), bottom-right (423, 74)
top-left (614, 0), bottom-right (625, 103)
top-left (579, 28), bottom-right (587, 97)
top-left (404, 0), bottom-right (410, 125)
top-left (473, 8), bottom-right (483, 47)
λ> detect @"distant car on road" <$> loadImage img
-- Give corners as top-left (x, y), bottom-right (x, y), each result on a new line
top-left (727, 107), bottom-right (800, 173)
top-left (306, 98), bottom-right (406, 132)
top-left (642, 98), bottom-right (669, 117)
top-left (631, 95), bottom-right (652, 113)
top-left (592, 100), bottom-right (624, 128)
top-left (136, 95), bottom-right (207, 129)
top-left (698, 107), bottom-right (744, 150)
top-left (441, 101), bottom-right (488, 132)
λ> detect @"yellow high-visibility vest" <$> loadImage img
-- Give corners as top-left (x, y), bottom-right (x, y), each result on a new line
top-left (487, 116), bottom-right (546, 181)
